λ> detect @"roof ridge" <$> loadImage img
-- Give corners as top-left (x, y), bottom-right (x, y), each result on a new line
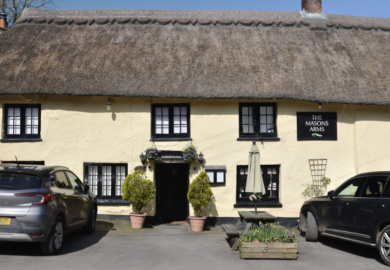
top-left (16, 16), bottom-right (390, 32)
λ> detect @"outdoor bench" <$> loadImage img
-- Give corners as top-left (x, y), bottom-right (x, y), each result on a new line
top-left (222, 224), bottom-right (240, 251)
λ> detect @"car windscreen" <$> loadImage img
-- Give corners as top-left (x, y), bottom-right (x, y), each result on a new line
top-left (0, 173), bottom-right (42, 190)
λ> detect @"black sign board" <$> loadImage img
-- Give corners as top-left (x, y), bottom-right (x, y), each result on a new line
top-left (297, 112), bottom-right (337, 141)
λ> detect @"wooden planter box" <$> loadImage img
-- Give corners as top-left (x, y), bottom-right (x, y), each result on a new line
top-left (239, 240), bottom-right (298, 260)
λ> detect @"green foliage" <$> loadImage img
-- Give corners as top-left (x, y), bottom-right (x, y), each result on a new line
top-left (241, 222), bottom-right (297, 243)
top-left (187, 171), bottom-right (213, 217)
top-left (302, 177), bottom-right (331, 200)
top-left (122, 171), bottom-right (156, 214)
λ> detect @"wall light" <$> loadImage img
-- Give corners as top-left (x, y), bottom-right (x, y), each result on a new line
top-left (198, 152), bottom-right (204, 164)
top-left (318, 102), bottom-right (322, 110)
top-left (140, 153), bottom-right (146, 165)
top-left (106, 98), bottom-right (111, 111)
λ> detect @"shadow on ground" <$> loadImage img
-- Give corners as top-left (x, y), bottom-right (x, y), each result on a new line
top-left (0, 220), bottom-right (114, 256)
top-left (319, 237), bottom-right (386, 266)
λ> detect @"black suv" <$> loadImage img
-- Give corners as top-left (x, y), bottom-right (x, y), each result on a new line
top-left (299, 172), bottom-right (390, 266)
top-left (0, 164), bottom-right (97, 255)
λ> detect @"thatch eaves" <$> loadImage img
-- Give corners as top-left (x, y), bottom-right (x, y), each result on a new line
top-left (0, 9), bottom-right (389, 105)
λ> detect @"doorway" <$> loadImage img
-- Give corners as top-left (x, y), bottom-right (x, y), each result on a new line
top-left (155, 163), bottom-right (189, 223)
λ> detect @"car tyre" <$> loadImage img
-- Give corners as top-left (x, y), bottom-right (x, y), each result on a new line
top-left (41, 216), bottom-right (64, 255)
top-left (378, 225), bottom-right (390, 266)
top-left (305, 211), bottom-right (319, 242)
top-left (83, 206), bottom-right (96, 233)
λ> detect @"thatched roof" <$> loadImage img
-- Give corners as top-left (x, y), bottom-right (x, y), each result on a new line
top-left (0, 9), bottom-right (389, 105)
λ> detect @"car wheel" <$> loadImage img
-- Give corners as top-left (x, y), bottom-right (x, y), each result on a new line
top-left (83, 206), bottom-right (96, 233)
top-left (41, 216), bottom-right (64, 255)
top-left (378, 225), bottom-right (390, 266)
top-left (305, 211), bottom-right (319, 242)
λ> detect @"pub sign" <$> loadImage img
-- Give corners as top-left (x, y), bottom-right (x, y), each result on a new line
top-left (297, 112), bottom-right (337, 141)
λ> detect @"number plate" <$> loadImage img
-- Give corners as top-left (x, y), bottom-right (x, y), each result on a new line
top-left (0, 217), bottom-right (11, 225)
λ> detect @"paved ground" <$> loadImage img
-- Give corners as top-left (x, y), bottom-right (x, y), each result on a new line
top-left (0, 219), bottom-right (387, 269)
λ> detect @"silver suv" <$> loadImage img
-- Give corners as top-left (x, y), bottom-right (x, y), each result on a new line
top-left (0, 164), bottom-right (97, 255)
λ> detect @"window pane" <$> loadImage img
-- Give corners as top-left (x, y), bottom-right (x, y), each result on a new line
top-left (267, 116), bottom-right (273, 124)
top-left (216, 172), bottom-right (224, 183)
top-left (181, 116), bottom-right (187, 124)
top-left (337, 178), bottom-right (364, 197)
top-left (260, 124), bottom-right (266, 133)
top-left (260, 107), bottom-right (266, 115)
top-left (181, 126), bottom-right (187, 133)
top-left (207, 172), bottom-right (214, 183)
top-left (174, 126), bottom-right (180, 133)
top-left (156, 107), bottom-right (162, 115)
top-left (163, 116), bottom-right (169, 125)
top-left (267, 106), bottom-right (273, 114)
top-left (162, 107), bottom-right (169, 115)
top-left (174, 107), bottom-right (180, 115)
top-left (267, 124), bottom-right (274, 133)
top-left (181, 107), bottom-right (187, 115)
top-left (174, 116), bottom-right (180, 124)
top-left (32, 108), bottom-right (38, 117)
top-left (7, 126), bottom-right (14, 135)
top-left (260, 116), bottom-right (266, 124)
top-left (242, 107), bottom-right (248, 115)
top-left (163, 127), bottom-right (169, 134)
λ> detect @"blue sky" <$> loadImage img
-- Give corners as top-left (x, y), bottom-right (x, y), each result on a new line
top-left (57, 0), bottom-right (390, 18)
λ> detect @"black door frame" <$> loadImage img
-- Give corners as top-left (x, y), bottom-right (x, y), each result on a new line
top-left (155, 163), bottom-right (190, 224)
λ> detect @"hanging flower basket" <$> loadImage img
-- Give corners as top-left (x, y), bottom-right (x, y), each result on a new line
top-left (182, 145), bottom-right (198, 162)
top-left (144, 147), bottom-right (161, 161)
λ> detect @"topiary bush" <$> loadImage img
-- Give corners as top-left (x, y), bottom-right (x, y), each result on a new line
top-left (122, 171), bottom-right (156, 214)
top-left (187, 171), bottom-right (213, 217)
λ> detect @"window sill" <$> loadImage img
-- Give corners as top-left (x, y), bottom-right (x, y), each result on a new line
top-left (1, 138), bottom-right (42, 143)
top-left (234, 202), bottom-right (283, 208)
top-left (237, 137), bottom-right (280, 141)
top-left (151, 137), bottom-right (192, 142)
top-left (97, 199), bottom-right (129, 205)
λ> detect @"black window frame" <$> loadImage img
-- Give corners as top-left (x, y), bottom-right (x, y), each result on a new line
top-left (238, 103), bottom-right (278, 140)
top-left (151, 103), bottom-right (190, 141)
top-left (84, 163), bottom-right (128, 204)
top-left (205, 166), bottom-right (226, 185)
top-left (235, 165), bottom-right (282, 207)
top-left (2, 104), bottom-right (42, 142)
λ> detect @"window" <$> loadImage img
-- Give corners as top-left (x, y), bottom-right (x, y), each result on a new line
top-left (65, 171), bottom-right (84, 191)
top-left (239, 103), bottom-right (277, 139)
top-left (336, 177), bottom-right (365, 197)
top-left (151, 104), bottom-right (190, 140)
top-left (54, 171), bottom-right (72, 189)
top-left (236, 165), bottom-right (281, 207)
top-left (3, 104), bottom-right (41, 141)
top-left (84, 163), bottom-right (127, 199)
top-left (361, 176), bottom-right (388, 198)
top-left (206, 166), bottom-right (226, 185)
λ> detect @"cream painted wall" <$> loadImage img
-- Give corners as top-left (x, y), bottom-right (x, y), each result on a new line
top-left (1, 95), bottom-right (390, 218)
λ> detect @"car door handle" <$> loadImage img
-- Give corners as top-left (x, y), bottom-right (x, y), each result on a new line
top-left (63, 196), bottom-right (68, 200)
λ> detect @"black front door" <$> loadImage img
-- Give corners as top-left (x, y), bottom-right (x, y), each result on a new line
top-left (156, 163), bottom-right (189, 223)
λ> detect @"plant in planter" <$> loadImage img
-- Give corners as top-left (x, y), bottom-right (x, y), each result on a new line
top-left (122, 171), bottom-right (156, 229)
top-left (240, 222), bottom-right (298, 259)
top-left (182, 144), bottom-right (198, 162)
top-left (187, 171), bottom-right (213, 232)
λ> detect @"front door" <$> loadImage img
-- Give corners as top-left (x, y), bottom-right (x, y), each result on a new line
top-left (156, 163), bottom-right (189, 223)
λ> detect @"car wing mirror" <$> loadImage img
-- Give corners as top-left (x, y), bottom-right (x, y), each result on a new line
top-left (84, 184), bottom-right (90, 193)
top-left (328, 190), bottom-right (336, 199)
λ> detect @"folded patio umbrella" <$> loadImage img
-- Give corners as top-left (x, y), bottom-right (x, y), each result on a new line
top-left (245, 141), bottom-right (266, 214)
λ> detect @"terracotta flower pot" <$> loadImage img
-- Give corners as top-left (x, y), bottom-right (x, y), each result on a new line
top-left (130, 213), bottom-right (147, 229)
top-left (189, 216), bottom-right (206, 232)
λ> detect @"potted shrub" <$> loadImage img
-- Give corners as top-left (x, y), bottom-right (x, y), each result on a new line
top-left (187, 171), bottom-right (213, 232)
top-left (239, 222), bottom-right (298, 259)
top-left (122, 171), bottom-right (156, 229)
